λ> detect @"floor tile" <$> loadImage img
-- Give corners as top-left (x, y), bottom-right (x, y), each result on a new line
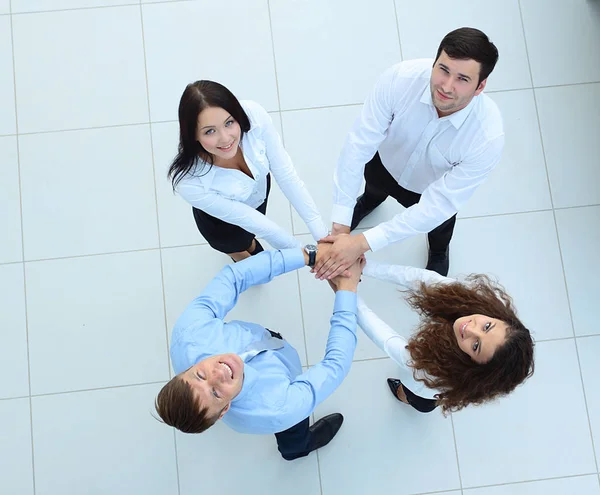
top-left (555, 206), bottom-right (599, 337)
top-left (451, 211), bottom-right (572, 341)
top-left (460, 89), bottom-right (551, 218)
top-left (270, 0), bottom-right (401, 110)
top-left (142, 0), bottom-right (278, 122)
top-left (0, 398), bottom-right (34, 495)
top-left (536, 83), bottom-right (600, 208)
top-left (31, 384), bottom-right (178, 495)
top-left (395, 0), bottom-right (531, 92)
top-left (176, 421), bottom-right (320, 495)
top-left (577, 335), bottom-right (600, 463)
top-left (0, 16), bottom-right (16, 135)
top-left (12, 6), bottom-right (148, 133)
top-left (0, 1), bottom-right (9, 14)
top-left (19, 125), bottom-right (158, 260)
top-left (297, 232), bottom-right (426, 365)
top-left (454, 339), bottom-right (596, 487)
top-left (282, 105), bottom-right (404, 235)
top-left (11, 0), bottom-right (137, 13)
top-left (152, 114), bottom-right (292, 248)
top-left (161, 244), bottom-right (307, 366)
top-left (0, 136), bottom-right (22, 263)
top-left (316, 359), bottom-right (460, 495)
top-left (466, 475), bottom-right (600, 495)
top-left (0, 264), bottom-right (29, 399)
top-left (26, 251), bottom-right (169, 395)
top-left (520, 0), bottom-right (600, 86)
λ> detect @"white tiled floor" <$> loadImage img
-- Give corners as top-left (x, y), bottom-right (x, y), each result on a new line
top-left (1, 1), bottom-right (599, 494)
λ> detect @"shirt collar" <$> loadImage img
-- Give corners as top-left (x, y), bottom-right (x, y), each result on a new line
top-left (230, 363), bottom-right (258, 405)
top-left (420, 85), bottom-right (478, 129)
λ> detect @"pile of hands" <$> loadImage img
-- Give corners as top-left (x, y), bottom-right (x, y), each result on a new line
top-left (311, 223), bottom-right (369, 293)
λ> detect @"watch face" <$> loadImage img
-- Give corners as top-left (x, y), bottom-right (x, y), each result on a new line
top-left (305, 244), bottom-right (317, 252)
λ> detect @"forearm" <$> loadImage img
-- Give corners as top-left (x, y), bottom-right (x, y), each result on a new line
top-left (292, 291), bottom-right (358, 406)
top-left (180, 249), bottom-right (307, 325)
top-left (363, 261), bottom-right (451, 288)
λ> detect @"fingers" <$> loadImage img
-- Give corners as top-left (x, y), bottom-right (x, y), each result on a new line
top-left (319, 235), bottom-right (336, 244)
top-left (315, 258), bottom-right (337, 279)
top-left (323, 262), bottom-right (349, 281)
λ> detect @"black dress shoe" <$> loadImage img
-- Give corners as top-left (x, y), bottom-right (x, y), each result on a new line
top-left (426, 247), bottom-right (449, 276)
top-left (387, 378), bottom-right (405, 402)
top-left (350, 194), bottom-right (381, 231)
top-left (308, 412), bottom-right (344, 451)
top-left (282, 413), bottom-right (344, 461)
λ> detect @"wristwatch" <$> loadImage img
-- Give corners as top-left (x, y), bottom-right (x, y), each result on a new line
top-left (303, 244), bottom-right (318, 268)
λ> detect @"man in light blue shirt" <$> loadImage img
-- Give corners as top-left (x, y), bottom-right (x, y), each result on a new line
top-left (155, 246), bottom-right (362, 460)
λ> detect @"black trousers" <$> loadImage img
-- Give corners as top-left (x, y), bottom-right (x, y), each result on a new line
top-left (266, 329), bottom-right (313, 460)
top-left (192, 174), bottom-right (271, 254)
top-left (351, 152), bottom-right (457, 253)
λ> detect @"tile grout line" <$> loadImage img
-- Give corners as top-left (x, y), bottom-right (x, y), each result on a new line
top-left (138, 3), bottom-right (182, 494)
top-left (27, 380), bottom-right (168, 399)
top-left (10, 2), bottom-right (140, 16)
top-left (391, 0), bottom-right (404, 60)
top-left (0, 77), bottom-right (598, 138)
top-left (450, 414), bottom-right (464, 493)
top-left (460, 472), bottom-right (599, 492)
top-left (518, 0), bottom-right (599, 474)
top-left (9, 6), bottom-right (37, 494)
top-left (265, 0), bottom-right (313, 377)
top-left (265, 0), bottom-right (295, 238)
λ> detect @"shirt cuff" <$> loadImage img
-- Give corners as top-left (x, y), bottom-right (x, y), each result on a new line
top-left (363, 226), bottom-right (389, 252)
top-left (307, 219), bottom-right (329, 242)
top-left (333, 290), bottom-right (358, 316)
top-left (331, 204), bottom-right (354, 227)
top-left (280, 248), bottom-right (307, 273)
top-left (362, 261), bottom-right (379, 278)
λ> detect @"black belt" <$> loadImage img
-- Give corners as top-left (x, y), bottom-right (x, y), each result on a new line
top-left (266, 328), bottom-right (283, 340)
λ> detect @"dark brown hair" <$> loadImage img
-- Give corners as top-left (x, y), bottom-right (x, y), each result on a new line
top-left (155, 375), bottom-right (219, 434)
top-left (435, 27), bottom-right (499, 85)
top-left (168, 80), bottom-right (251, 189)
top-left (405, 275), bottom-right (534, 414)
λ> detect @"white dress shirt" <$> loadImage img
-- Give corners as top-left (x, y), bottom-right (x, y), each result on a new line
top-left (357, 260), bottom-right (454, 399)
top-left (332, 59), bottom-right (504, 252)
top-left (177, 100), bottom-right (328, 249)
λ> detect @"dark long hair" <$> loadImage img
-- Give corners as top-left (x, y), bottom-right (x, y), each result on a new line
top-left (404, 275), bottom-right (534, 413)
top-left (435, 27), bottom-right (499, 85)
top-left (168, 80), bottom-right (251, 190)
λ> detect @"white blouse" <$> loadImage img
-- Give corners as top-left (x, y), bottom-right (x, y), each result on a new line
top-left (358, 261), bottom-right (453, 400)
top-left (176, 100), bottom-right (328, 249)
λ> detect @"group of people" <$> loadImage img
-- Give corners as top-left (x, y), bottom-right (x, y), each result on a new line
top-left (155, 27), bottom-right (535, 461)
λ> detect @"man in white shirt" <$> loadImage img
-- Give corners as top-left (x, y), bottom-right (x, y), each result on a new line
top-left (314, 27), bottom-right (503, 278)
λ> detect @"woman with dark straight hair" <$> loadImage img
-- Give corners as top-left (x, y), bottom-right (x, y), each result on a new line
top-left (169, 81), bottom-right (327, 261)
top-left (354, 262), bottom-right (535, 414)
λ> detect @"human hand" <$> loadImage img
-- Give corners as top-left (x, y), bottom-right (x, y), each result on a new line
top-left (326, 279), bottom-right (338, 294)
top-left (333, 256), bottom-right (365, 292)
top-left (331, 222), bottom-right (351, 236)
top-left (313, 234), bottom-right (370, 280)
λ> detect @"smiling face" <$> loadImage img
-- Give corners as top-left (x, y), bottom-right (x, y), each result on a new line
top-left (430, 50), bottom-right (487, 117)
top-left (196, 106), bottom-right (242, 162)
top-left (453, 314), bottom-right (508, 364)
top-left (182, 353), bottom-right (244, 419)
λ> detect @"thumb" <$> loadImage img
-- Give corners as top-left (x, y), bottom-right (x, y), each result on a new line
top-left (319, 235), bottom-right (336, 243)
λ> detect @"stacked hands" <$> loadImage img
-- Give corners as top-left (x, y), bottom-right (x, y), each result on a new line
top-left (311, 222), bottom-right (370, 283)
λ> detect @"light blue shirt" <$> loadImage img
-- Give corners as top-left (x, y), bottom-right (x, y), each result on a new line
top-left (170, 248), bottom-right (358, 434)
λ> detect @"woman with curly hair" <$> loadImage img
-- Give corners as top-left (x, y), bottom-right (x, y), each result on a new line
top-left (355, 261), bottom-right (535, 414)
